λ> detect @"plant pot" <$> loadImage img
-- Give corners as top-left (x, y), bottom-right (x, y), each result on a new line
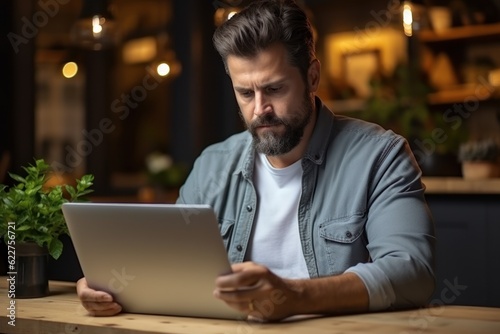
top-left (15, 242), bottom-right (49, 298)
top-left (417, 152), bottom-right (462, 177)
top-left (461, 161), bottom-right (500, 180)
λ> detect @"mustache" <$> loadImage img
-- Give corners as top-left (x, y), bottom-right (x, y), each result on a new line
top-left (250, 114), bottom-right (285, 128)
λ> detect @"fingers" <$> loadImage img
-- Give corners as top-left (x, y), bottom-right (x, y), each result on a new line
top-left (213, 262), bottom-right (270, 308)
top-left (215, 262), bottom-right (267, 291)
top-left (220, 300), bottom-right (254, 313)
top-left (82, 301), bottom-right (123, 317)
top-left (77, 277), bottom-right (113, 302)
top-left (214, 262), bottom-right (293, 321)
top-left (76, 277), bottom-right (122, 316)
top-left (230, 261), bottom-right (262, 273)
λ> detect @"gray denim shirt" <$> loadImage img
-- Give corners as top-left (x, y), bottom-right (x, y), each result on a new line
top-left (177, 97), bottom-right (436, 311)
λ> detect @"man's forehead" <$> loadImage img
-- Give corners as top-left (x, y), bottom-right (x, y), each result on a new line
top-left (226, 45), bottom-right (294, 76)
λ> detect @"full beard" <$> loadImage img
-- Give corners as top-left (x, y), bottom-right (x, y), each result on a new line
top-left (244, 92), bottom-right (315, 156)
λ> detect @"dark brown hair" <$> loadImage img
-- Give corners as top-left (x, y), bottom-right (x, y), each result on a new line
top-left (213, 0), bottom-right (316, 81)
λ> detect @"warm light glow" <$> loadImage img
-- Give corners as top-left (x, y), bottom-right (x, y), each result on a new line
top-left (214, 7), bottom-right (241, 26)
top-left (62, 62), bottom-right (78, 78)
top-left (157, 62), bottom-right (171, 77)
top-left (403, 3), bottom-right (413, 37)
top-left (92, 15), bottom-right (103, 36)
top-left (122, 37), bottom-right (157, 64)
top-left (71, 0), bottom-right (118, 50)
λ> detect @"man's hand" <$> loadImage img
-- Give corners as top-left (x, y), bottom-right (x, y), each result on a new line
top-left (213, 262), bottom-right (301, 321)
top-left (76, 277), bottom-right (122, 316)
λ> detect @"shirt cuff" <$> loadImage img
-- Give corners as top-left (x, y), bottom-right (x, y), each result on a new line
top-left (345, 263), bottom-right (396, 311)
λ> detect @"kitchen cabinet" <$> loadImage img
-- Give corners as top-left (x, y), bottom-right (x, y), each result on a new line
top-left (426, 193), bottom-right (500, 307)
top-left (423, 177), bottom-right (500, 307)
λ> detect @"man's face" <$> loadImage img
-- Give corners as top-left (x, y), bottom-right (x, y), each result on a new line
top-left (226, 44), bottom-right (315, 156)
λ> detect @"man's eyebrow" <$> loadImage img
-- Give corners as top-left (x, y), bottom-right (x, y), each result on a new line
top-left (233, 86), bottom-right (250, 92)
top-left (234, 79), bottom-right (287, 91)
top-left (263, 79), bottom-right (286, 87)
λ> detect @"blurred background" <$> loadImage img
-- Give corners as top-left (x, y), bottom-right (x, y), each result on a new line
top-left (1, 0), bottom-right (500, 195)
top-left (1, 0), bottom-right (500, 307)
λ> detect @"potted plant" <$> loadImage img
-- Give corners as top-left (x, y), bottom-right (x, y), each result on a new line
top-left (361, 62), bottom-right (465, 176)
top-left (138, 151), bottom-right (188, 203)
top-left (458, 139), bottom-right (500, 179)
top-left (0, 158), bottom-right (94, 297)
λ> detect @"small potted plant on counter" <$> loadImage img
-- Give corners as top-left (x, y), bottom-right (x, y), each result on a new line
top-left (138, 151), bottom-right (188, 203)
top-left (0, 158), bottom-right (94, 297)
top-left (458, 139), bottom-right (500, 179)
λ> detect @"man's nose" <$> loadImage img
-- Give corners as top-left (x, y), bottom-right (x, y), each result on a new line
top-left (254, 93), bottom-right (273, 116)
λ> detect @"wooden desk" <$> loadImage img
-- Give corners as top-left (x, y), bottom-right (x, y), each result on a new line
top-left (1, 280), bottom-right (499, 334)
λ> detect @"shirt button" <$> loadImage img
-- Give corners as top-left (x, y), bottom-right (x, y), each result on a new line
top-left (236, 245), bottom-right (243, 251)
top-left (246, 205), bottom-right (253, 212)
top-left (345, 231), bottom-right (353, 238)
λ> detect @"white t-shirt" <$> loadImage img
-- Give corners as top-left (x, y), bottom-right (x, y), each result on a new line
top-left (246, 153), bottom-right (310, 279)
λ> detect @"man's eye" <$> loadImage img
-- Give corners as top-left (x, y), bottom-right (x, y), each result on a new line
top-left (267, 86), bottom-right (281, 94)
top-left (240, 91), bottom-right (253, 97)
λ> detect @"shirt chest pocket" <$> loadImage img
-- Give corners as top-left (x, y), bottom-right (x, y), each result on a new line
top-left (317, 213), bottom-right (368, 274)
top-left (218, 219), bottom-right (235, 250)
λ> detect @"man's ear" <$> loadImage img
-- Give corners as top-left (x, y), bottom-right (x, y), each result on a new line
top-left (307, 59), bottom-right (321, 93)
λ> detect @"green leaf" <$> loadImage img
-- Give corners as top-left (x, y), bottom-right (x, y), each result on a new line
top-left (65, 185), bottom-right (76, 198)
top-left (16, 225), bottom-right (32, 232)
top-left (48, 238), bottom-right (63, 260)
top-left (8, 173), bottom-right (26, 184)
top-left (76, 189), bottom-right (94, 198)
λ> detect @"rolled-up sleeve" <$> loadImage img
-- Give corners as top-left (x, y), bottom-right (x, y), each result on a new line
top-left (347, 138), bottom-right (436, 310)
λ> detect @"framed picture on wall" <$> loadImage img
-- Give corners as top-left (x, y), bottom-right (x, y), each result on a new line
top-left (341, 49), bottom-right (382, 98)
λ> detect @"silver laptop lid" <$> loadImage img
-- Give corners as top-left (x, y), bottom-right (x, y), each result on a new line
top-left (62, 202), bottom-right (245, 320)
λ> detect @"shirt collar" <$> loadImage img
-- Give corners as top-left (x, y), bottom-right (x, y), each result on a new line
top-left (303, 96), bottom-right (334, 165)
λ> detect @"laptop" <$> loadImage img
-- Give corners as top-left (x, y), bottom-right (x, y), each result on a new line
top-left (61, 202), bottom-right (247, 320)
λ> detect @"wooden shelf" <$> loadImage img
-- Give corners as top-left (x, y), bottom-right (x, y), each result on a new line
top-left (422, 177), bottom-right (500, 194)
top-left (419, 22), bottom-right (500, 43)
top-left (327, 85), bottom-right (499, 108)
top-left (427, 84), bottom-right (500, 105)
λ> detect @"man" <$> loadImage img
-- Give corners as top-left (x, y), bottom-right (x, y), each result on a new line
top-left (77, 0), bottom-right (435, 321)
